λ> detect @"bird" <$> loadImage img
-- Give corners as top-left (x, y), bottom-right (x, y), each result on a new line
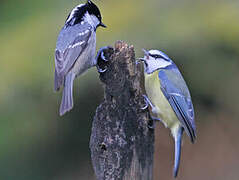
top-left (54, 0), bottom-right (106, 116)
top-left (139, 49), bottom-right (196, 177)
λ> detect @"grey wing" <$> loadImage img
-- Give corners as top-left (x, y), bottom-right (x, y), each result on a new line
top-left (158, 68), bottom-right (196, 142)
top-left (54, 26), bottom-right (92, 91)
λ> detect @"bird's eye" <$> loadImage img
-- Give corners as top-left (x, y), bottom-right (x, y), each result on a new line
top-left (149, 54), bottom-right (169, 61)
top-left (149, 54), bottom-right (162, 59)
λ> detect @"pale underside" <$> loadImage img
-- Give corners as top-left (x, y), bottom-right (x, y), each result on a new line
top-left (145, 71), bottom-right (180, 138)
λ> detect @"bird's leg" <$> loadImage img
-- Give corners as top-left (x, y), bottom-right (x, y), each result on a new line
top-left (147, 118), bottom-right (155, 129)
top-left (150, 115), bottom-right (162, 122)
top-left (140, 97), bottom-right (149, 110)
top-left (148, 113), bottom-right (163, 129)
top-left (141, 94), bottom-right (163, 128)
top-left (96, 46), bottom-right (110, 73)
top-left (141, 94), bottom-right (151, 110)
top-left (141, 94), bottom-right (160, 113)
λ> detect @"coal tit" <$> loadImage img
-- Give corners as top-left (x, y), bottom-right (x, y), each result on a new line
top-left (54, 0), bottom-right (106, 116)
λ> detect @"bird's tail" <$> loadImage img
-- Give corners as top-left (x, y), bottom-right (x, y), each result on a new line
top-left (173, 126), bottom-right (184, 178)
top-left (59, 73), bottom-right (75, 116)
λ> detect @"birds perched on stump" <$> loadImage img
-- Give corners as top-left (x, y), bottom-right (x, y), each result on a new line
top-left (53, 1), bottom-right (197, 178)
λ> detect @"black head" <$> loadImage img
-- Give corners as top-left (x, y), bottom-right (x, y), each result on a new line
top-left (65, 0), bottom-right (106, 28)
top-left (87, 1), bottom-right (101, 21)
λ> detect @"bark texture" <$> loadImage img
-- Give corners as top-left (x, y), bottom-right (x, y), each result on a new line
top-left (90, 41), bottom-right (154, 180)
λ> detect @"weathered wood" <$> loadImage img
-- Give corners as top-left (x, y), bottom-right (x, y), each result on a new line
top-left (90, 41), bottom-right (154, 180)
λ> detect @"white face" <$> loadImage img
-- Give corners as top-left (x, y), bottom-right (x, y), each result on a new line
top-left (83, 12), bottom-right (100, 29)
top-left (143, 50), bottom-right (172, 74)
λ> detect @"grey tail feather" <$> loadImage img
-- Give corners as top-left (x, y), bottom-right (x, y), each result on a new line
top-left (59, 73), bottom-right (75, 116)
top-left (54, 69), bottom-right (63, 91)
top-left (173, 127), bottom-right (184, 178)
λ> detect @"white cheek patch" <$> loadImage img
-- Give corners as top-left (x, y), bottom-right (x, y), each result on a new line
top-left (149, 50), bottom-right (161, 55)
top-left (157, 60), bottom-right (171, 69)
top-left (146, 58), bottom-right (172, 73)
top-left (83, 12), bottom-right (99, 28)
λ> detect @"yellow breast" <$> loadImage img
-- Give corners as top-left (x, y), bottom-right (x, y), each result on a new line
top-left (145, 71), bottom-right (180, 132)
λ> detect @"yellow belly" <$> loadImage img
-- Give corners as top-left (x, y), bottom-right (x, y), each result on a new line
top-left (145, 71), bottom-right (180, 133)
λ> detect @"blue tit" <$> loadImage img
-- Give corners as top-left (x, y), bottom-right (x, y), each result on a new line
top-left (139, 49), bottom-right (196, 177)
top-left (54, 0), bottom-right (106, 116)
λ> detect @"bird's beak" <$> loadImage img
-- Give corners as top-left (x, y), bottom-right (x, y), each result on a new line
top-left (142, 48), bottom-right (149, 56)
top-left (140, 48), bottom-right (150, 61)
top-left (100, 22), bottom-right (107, 28)
top-left (136, 49), bottom-right (149, 63)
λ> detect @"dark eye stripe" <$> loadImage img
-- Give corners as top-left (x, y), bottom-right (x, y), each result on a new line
top-left (149, 54), bottom-right (163, 59)
top-left (150, 54), bottom-right (159, 58)
top-left (149, 53), bottom-right (169, 61)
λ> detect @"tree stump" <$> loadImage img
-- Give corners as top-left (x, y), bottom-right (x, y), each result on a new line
top-left (90, 41), bottom-right (154, 180)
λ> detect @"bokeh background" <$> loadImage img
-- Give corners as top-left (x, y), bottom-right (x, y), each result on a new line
top-left (1, 0), bottom-right (239, 179)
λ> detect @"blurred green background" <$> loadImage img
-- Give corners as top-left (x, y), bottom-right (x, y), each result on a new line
top-left (0, 0), bottom-right (239, 179)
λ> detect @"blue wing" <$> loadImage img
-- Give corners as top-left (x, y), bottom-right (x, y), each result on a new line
top-left (158, 65), bottom-right (196, 142)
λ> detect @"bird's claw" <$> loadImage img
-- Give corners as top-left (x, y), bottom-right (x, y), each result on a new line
top-left (96, 46), bottom-right (111, 73)
top-left (148, 115), bottom-right (161, 129)
top-left (141, 95), bottom-right (162, 129)
top-left (100, 50), bottom-right (108, 62)
top-left (141, 94), bottom-right (152, 110)
top-left (150, 116), bottom-right (162, 122)
top-left (148, 119), bottom-right (155, 129)
top-left (97, 66), bottom-right (107, 73)
top-left (141, 98), bottom-right (149, 110)
top-left (96, 46), bottom-right (110, 62)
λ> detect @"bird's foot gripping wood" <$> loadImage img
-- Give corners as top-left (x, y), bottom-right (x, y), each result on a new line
top-left (96, 46), bottom-right (113, 73)
top-left (142, 94), bottom-right (161, 116)
top-left (141, 94), bottom-right (163, 129)
top-left (141, 94), bottom-right (156, 111)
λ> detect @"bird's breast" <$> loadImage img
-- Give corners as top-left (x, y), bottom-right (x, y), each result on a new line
top-left (145, 71), bottom-right (179, 130)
